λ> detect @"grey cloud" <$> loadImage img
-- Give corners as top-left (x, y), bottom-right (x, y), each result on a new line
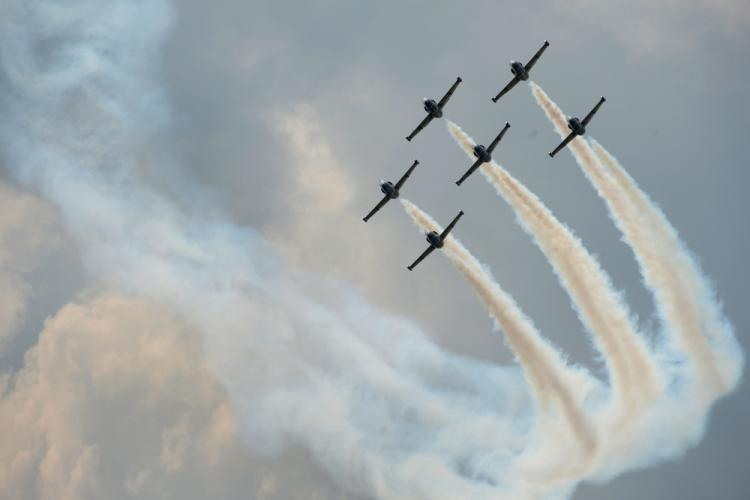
top-left (558, 0), bottom-right (750, 56)
top-left (0, 182), bottom-right (59, 347)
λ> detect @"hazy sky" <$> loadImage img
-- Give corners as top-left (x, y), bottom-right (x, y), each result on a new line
top-left (1, 0), bottom-right (748, 498)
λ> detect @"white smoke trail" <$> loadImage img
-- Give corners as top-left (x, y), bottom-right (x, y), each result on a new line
top-left (402, 199), bottom-right (599, 485)
top-left (530, 83), bottom-right (743, 476)
top-left (529, 83), bottom-right (740, 399)
top-left (589, 140), bottom-right (743, 392)
top-left (447, 122), bottom-right (662, 418)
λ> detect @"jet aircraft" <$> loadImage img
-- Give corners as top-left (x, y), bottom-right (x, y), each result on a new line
top-left (407, 211), bottom-right (464, 271)
top-left (456, 123), bottom-right (511, 186)
top-left (405, 77), bottom-right (462, 142)
top-left (548, 96), bottom-right (606, 158)
top-left (492, 40), bottom-right (549, 103)
top-left (363, 160), bottom-right (419, 222)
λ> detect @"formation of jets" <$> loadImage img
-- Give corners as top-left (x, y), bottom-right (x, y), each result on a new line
top-left (363, 40), bottom-right (608, 270)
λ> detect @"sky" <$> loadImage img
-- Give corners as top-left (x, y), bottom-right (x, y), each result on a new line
top-left (0, 0), bottom-right (748, 499)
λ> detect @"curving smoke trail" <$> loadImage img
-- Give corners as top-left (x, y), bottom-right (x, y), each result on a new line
top-left (530, 83), bottom-right (741, 402)
top-left (448, 122), bottom-right (662, 417)
top-left (530, 83), bottom-right (743, 475)
top-left (445, 112), bottom-right (744, 478)
top-left (588, 140), bottom-right (743, 394)
top-left (402, 199), bottom-right (599, 485)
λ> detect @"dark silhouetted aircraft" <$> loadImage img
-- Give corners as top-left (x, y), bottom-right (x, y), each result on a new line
top-left (407, 211), bottom-right (464, 271)
top-left (456, 123), bottom-right (511, 186)
top-left (549, 96), bottom-right (606, 158)
top-left (406, 77), bottom-right (462, 141)
top-left (362, 160), bottom-right (419, 222)
top-left (492, 40), bottom-right (549, 103)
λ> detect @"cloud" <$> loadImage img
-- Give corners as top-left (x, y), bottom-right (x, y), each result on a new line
top-left (0, 292), bottom-right (347, 500)
top-left (268, 101), bottom-right (389, 287)
top-left (556, 0), bottom-right (750, 55)
top-left (0, 182), bottom-right (60, 347)
top-left (271, 103), bottom-right (355, 251)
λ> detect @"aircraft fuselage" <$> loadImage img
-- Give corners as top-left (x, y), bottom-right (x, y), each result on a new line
top-left (473, 144), bottom-right (492, 163)
top-left (380, 181), bottom-right (399, 199)
top-left (567, 117), bottom-right (586, 136)
top-left (426, 231), bottom-right (444, 249)
top-left (510, 61), bottom-right (529, 81)
top-left (423, 99), bottom-right (443, 118)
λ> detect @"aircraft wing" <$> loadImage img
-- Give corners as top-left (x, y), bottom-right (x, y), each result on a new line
top-left (549, 132), bottom-right (576, 158)
top-left (406, 114), bottom-right (434, 141)
top-left (487, 122), bottom-right (511, 154)
top-left (581, 96), bottom-right (606, 127)
top-left (394, 160), bottom-right (419, 190)
top-left (491, 75), bottom-right (521, 103)
top-left (362, 195), bottom-right (391, 222)
top-left (456, 158), bottom-right (483, 186)
top-left (439, 210), bottom-right (464, 239)
top-left (524, 40), bottom-right (550, 72)
top-left (438, 76), bottom-right (462, 109)
top-left (407, 245), bottom-right (436, 271)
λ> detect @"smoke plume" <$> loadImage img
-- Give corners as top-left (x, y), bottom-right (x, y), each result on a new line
top-left (402, 199), bottom-right (598, 487)
top-left (448, 122), bottom-right (661, 414)
top-left (442, 106), bottom-right (741, 481)
top-left (530, 83), bottom-right (741, 400)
